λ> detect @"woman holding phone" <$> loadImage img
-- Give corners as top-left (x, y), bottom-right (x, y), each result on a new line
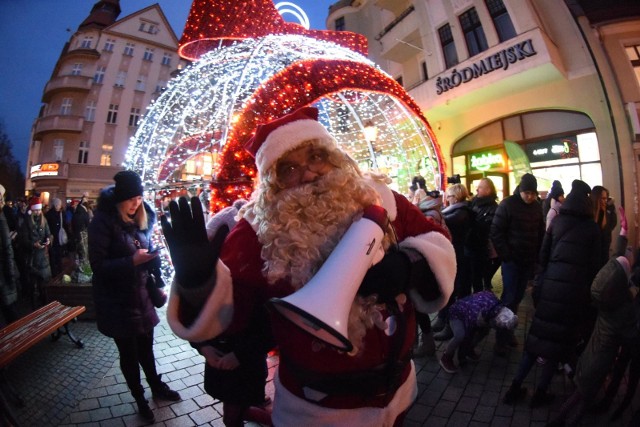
top-left (88, 170), bottom-right (180, 423)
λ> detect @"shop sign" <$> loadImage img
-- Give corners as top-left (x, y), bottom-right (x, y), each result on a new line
top-left (30, 163), bottom-right (59, 178)
top-left (436, 39), bottom-right (537, 95)
top-left (469, 149), bottom-right (505, 172)
top-left (524, 136), bottom-right (578, 162)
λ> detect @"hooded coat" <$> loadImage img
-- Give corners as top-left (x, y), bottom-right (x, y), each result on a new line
top-left (88, 186), bottom-right (159, 338)
top-left (525, 185), bottom-right (601, 360)
top-left (573, 234), bottom-right (639, 399)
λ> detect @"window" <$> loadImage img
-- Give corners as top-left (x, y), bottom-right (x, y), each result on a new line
top-left (103, 39), bottom-right (115, 52)
top-left (106, 104), bottom-right (118, 124)
top-left (485, 0), bottom-right (516, 42)
top-left (85, 101), bottom-right (97, 122)
top-left (438, 24), bottom-right (459, 69)
top-left (124, 42), bottom-right (135, 56)
top-left (78, 141), bottom-right (89, 164)
top-left (335, 16), bottom-right (345, 31)
top-left (115, 71), bottom-right (127, 87)
top-left (53, 139), bottom-right (64, 162)
top-left (421, 61), bottom-right (428, 81)
top-left (101, 144), bottom-right (113, 166)
top-left (162, 53), bottom-right (172, 66)
top-left (155, 81), bottom-right (167, 93)
top-left (139, 22), bottom-right (158, 34)
top-left (80, 37), bottom-right (93, 49)
top-left (60, 98), bottom-right (72, 116)
top-left (94, 66), bottom-right (106, 84)
top-left (129, 108), bottom-right (141, 127)
top-left (71, 63), bottom-right (83, 76)
top-left (625, 45), bottom-right (640, 88)
top-left (135, 75), bottom-right (145, 91)
top-left (459, 8), bottom-right (488, 57)
top-left (143, 48), bottom-right (154, 62)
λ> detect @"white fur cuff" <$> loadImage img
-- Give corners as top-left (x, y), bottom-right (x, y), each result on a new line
top-left (399, 232), bottom-right (456, 313)
top-left (166, 261), bottom-right (234, 342)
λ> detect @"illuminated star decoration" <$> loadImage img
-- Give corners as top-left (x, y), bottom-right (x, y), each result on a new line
top-left (125, 0), bottom-right (445, 213)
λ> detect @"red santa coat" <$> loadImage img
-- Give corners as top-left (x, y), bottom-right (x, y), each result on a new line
top-left (219, 185), bottom-right (455, 426)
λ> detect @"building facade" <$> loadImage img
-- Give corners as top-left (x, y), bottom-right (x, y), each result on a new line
top-left (328, 0), bottom-right (640, 242)
top-left (26, 0), bottom-right (187, 204)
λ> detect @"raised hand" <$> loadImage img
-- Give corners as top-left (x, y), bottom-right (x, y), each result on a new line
top-left (161, 197), bottom-right (228, 289)
top-left (619, 206), bottom-right (627, 234)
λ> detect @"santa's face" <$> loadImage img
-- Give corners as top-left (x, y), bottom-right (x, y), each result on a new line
top-left (275, 145), bottom-right (335, 189)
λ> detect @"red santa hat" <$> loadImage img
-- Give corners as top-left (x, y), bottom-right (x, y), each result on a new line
top-left (29, 196), bottom-right (42, 211)
top-left (244, 106), bottom-right (337, 176)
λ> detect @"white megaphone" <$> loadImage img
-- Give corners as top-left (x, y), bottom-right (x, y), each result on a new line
top-left (269, 215), bottom-right (385, 352)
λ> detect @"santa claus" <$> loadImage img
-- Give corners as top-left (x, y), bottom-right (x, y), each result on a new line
top-left (164, 106), bottom-right (456, 426)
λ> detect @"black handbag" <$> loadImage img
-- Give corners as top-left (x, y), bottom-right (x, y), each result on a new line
top-left (146, 272), bottom-right (167, 308)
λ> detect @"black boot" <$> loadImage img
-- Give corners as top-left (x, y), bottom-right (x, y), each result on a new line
top-left (503, 381), bottom-right (527, 405)
top-left (149, 374), bottom-right (181, 401)
top-left (530, 388), bottom-right (555, 408)
top-left (135, 397), bottom-right (155, 422)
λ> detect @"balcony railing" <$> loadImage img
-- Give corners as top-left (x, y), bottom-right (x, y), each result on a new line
top-left (42, 75), bottom-right (93, 102)
top-left (375, 5), bottom-right (415, 41)
top-left (34, 115), bottom-right (84, 138)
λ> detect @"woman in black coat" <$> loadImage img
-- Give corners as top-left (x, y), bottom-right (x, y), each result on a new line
top-left (433, 183), bottom-right (473, 340)
top-left (89, 171), bottom-right (180, 423)
top-left (591, 185), bottom-right (617, 269)
top-left (503, 179), bottom-right (601, 408)
top-left (467, 178), bottom-right (500, 292)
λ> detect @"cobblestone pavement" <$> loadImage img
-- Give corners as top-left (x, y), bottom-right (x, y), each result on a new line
top-left (5, 279), bottom-right (640, 426)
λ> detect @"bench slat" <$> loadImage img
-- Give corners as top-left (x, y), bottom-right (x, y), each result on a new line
top-left (0, 301), bottom-right (86, 368)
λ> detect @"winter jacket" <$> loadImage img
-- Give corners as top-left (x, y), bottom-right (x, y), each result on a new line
top-left (88, 187), bottom-right (159, 338)
top-left (72, 203), bottom-right (90, 235)
top-left (525, 194), bottom-right (601, 360)
top-left (442, 201), bottom-right (473, 254)
top-left (29, 214), bottom-right (51, 281)
top-left (0, 211), bottom-right (18, 306)
top-left (490, 191), bottom-right (544, 268)
top-left (45, 208), bottom-right (65, 248)
top-left (467, 195), bottom-right (498, 252)
top-left (573, 235), bottom-right (638, 398)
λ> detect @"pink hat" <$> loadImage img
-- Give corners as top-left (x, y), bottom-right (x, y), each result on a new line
top-left (29, 196), bottom-right (42, 210)
top-left (244, 106), bottom-right (336, 176)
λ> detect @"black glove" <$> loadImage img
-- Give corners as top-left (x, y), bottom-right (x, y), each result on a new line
top-left (359, 249), bottom-right (411, 304)
top-left (161, 197), bottom-right (228, 288)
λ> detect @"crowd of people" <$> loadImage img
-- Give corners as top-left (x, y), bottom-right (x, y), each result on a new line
top-left (1, 105), bottom-right (638, 426)
top-left (0, 189), bottom-right (94, 319)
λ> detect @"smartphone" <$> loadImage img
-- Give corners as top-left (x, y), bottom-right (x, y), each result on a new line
top-left (147, 246), bottom-right (164, 254)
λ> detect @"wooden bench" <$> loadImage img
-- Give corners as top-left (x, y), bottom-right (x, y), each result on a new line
top-left (0, 301), bottom-right (86, 426)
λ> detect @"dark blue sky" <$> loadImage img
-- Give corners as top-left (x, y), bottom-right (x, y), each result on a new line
top-left (0, 0), bottom-right (333, 171)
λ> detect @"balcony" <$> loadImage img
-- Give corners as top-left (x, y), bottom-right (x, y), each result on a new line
top-left (377, 6), bottom-right (421, 63)
top-left (42, 75), bottom-right (93, 102)
top-left (33, 115), bottom-right (84, 138)
top-left (375, 0), bottom-right (411, 15)
top-left (62, 47), bottom-right (100, 61)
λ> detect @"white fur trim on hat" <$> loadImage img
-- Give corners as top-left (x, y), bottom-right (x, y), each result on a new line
top-left (166, 261), bottom-right (234, 342)
top-left (255, 119), bottom-right (336, 175)
top-left (30, 203), bottom-right (42, 210)
top-left (399, 232), bottom-right (456, 313)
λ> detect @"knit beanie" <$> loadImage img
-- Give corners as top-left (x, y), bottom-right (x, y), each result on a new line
top-left (113, 171), bottom-right (143, 203)
top-left (519, 173), bottom-right (537, 193)
top-left (548, 180), bottom-right (564, 201)
top-left (569, 179), bottom-right (590, 197)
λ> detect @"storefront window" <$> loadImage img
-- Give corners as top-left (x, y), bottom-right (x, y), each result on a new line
top-left (451, 110), bottom-right (601, 197)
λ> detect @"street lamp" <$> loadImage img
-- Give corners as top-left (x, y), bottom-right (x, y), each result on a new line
top-left (363, 121), bottom-right (379, 169)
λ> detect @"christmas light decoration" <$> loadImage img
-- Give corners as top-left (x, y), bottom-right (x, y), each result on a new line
top-left (125, 34), bottom-right (445, 211)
